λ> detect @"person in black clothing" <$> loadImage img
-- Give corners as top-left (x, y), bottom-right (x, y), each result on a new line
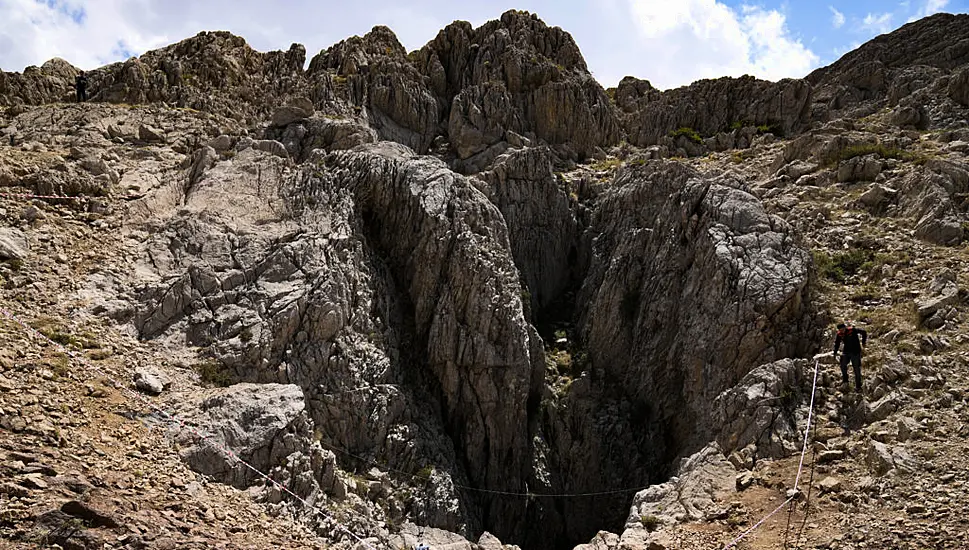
top-left (75, 71), bottom-right (88, 102)
top-left (834, 322), bottom-right (868, 392)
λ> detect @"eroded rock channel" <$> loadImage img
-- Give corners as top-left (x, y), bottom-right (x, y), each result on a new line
top-left (125, 140), bottom-right (816, 549)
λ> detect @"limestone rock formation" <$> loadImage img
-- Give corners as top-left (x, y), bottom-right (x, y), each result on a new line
top-left (11, 8), bottom-right (969, 550)
top-left (616, 75), bottom-right (812, 147)
top-left (713, 359), bottom-right (809, 459)
top-left (806, 12), bottom-right (969, 119)
top-left (175, 383), bottom-right (336, 497)
top-left (576, 161), bottom-right (815, 456)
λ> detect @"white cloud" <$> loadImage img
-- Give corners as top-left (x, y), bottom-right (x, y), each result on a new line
top-left (861, 12), bottom-right (894, 34)
top-left (830, 6), bottom-right (846, 29)
top-left (908, 0), bottom-right (951, 21)
top-left (0, 0), bottom-right (451, 72)
top-left (626, 0), bottom-right (820, 89)
top-left (0, 0), bottom-right (172, 71)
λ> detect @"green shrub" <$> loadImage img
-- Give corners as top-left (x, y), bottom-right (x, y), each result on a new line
top-left (669, 127), bottom-right (703, 144)
top-left (822, 143), bottom-right (922, 167)
top-left (193, 360), bottom-right (232, 387)
top-left (813, 248), bottom-right (875, 283)
top-left (640, 514), bottom-right (661, 532)
top-left (590, 158), bottom-right (621, 171)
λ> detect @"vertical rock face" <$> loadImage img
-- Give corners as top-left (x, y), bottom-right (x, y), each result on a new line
top-left (307, 27), bottom-right (443, 154)
top-left (473, 147), bottom-right (578, 312)
top-left (436, 10), bottom-right (621, 162)
top-left (315, 144), bottom-right (542, 510)
top-left (616, 75), bottom-right (813, 146)
top-left (576, 161), bottom-right (815, 452)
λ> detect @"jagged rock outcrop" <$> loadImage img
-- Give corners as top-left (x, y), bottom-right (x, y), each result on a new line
top-left (616, 75), bottom-right (812, 147)
top-left (896, 160), bottom-right (969, 246)
top-left (1, 31), bottom-right (317, 123)
top-left (473, 147), bottom-right (577, 312)
top-left (0, 58), bottom-right (79, 105)
top-left (713, 359), bottom-right (809, 459)
top-left (418, 11), bottom-right (621, 163)
top-left (175, 383), bottom-right (341, 499)
top-left (307, 27), bottom-right (442, 154)
top-left (576, 161), bottom-right (816, 454)
top-left (806, 13), bottom-right (969, 121)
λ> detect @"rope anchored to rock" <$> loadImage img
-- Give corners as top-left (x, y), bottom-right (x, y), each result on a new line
top-left (720, 358), bottom-right (821, 550)
top-left (0, 305), bottom-right (377, 550)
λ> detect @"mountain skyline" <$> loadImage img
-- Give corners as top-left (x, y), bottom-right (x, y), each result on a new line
top-left (1, 0), bottom-right (967, 90)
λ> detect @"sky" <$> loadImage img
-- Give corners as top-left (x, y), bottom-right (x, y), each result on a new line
top-left (0, 0), bottom-right (966, 90)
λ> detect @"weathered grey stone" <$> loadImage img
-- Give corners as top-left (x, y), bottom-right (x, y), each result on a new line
top-left (897, 416), bottom-right (923, 442)
top-left (133, 368), bottom-right (166, 395)
top-left (624, 443), bottom-right (735, 527)
top-left (837, 154), bottom-right (882, 183)
top-left (138, 124), bottom-right (166, 143)
top-left (916, 274), bottom-right (960, 324)
top-left (713, 358), bottom-right (807, 458)
top-left (250, 139), bottom-right (290, 159)
top-left (617, 75), bottom-right (811, 147)
top-left (948, 65), bottom-right (969, 106)
top-left (866, 441), bottom-right (917, 477)
top-left (271, 100), bottom-right (314, 128)
top-left (577, 161), bottom-right (816, 455)
top-left (0, 227), bottom-right (28, 261)
top-left (819, 476), bottom-right (843, 493)
top-left (856, 183), bottom-right (898, 214)
top-left (208, 134), bottom-right (233, 151)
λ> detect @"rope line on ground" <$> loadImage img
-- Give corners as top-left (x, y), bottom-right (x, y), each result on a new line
top-left (0, 191), bottom-right (94, 201)
top-left (720, 358), bottom-right (821, 550)
top-left (0, 305), bottom-right (376, 550)
top-left (322, 437), bottom-right (653, 498)
top-left (792, 395), bottom-right (822, 550)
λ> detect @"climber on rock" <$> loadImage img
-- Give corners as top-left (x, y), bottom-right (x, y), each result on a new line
top-left (833, 322), bottom-right (868, 392)
top-left (415, 542), bottom-right (430, 550)
top-left (75, 71), bottom-right (88, 103)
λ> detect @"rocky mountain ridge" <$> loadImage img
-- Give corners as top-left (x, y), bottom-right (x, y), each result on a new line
top-left (1, 8), bottom-right (968, 550)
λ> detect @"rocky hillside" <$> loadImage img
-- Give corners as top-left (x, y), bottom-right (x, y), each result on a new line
top-left (1, 9), bottom-right (969, 550)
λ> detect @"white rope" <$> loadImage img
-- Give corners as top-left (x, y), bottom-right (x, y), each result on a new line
top-left (0, 305), bottom-right (376, 550)
top-left (720, 358), bottom-right (821, 550)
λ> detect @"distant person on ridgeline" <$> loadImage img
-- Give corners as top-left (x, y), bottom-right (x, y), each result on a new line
top-left (833, 322), bottom-right (868, 392)
top-left (75, 71), bottom-right (88, 102)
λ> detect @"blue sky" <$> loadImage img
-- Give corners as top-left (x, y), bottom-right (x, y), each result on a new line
top-left (0, 0), bottom-right (966, 90)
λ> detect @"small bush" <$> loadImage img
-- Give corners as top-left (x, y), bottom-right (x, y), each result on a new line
top-left (822, 143), bottom-right (922, 167)
top-left (416, 465), bottom-right (434, 480)
top-left (813, 248), bottom-right (875, 283)
top-left (193, 360), bottom-right (232, 387)
top-left (590, 158), bottom-right (621, 171)
top-left (669, 127), bottom-right (703, 144)
top-left (640, 514), bottom-right (661, 532)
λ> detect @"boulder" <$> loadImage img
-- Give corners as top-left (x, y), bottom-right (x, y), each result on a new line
top-left (624, 443), bottom-right (735, 527)
top-left (837, 154), bottom-right (882, 183)
top-left (713, 358), bottom-right (808, 458)
top-left (948, 65), bottom-right (969, 107)
top-left (0, 227), bottom-right (28, 261)
top-left (856, 183), bottom-right (898, 214)
top-left (175, 382), bottom-right (339, 503)
top-left (271, 98), bottom-right (314, 127)
top-left (916, 273), bottom-right (960, 324)
top-left (866, 441), bottom-right (917, 477)
top-left (133, 367), bottom-right (167, 395)
top-left (138, 124), bottom-right (166, 143)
